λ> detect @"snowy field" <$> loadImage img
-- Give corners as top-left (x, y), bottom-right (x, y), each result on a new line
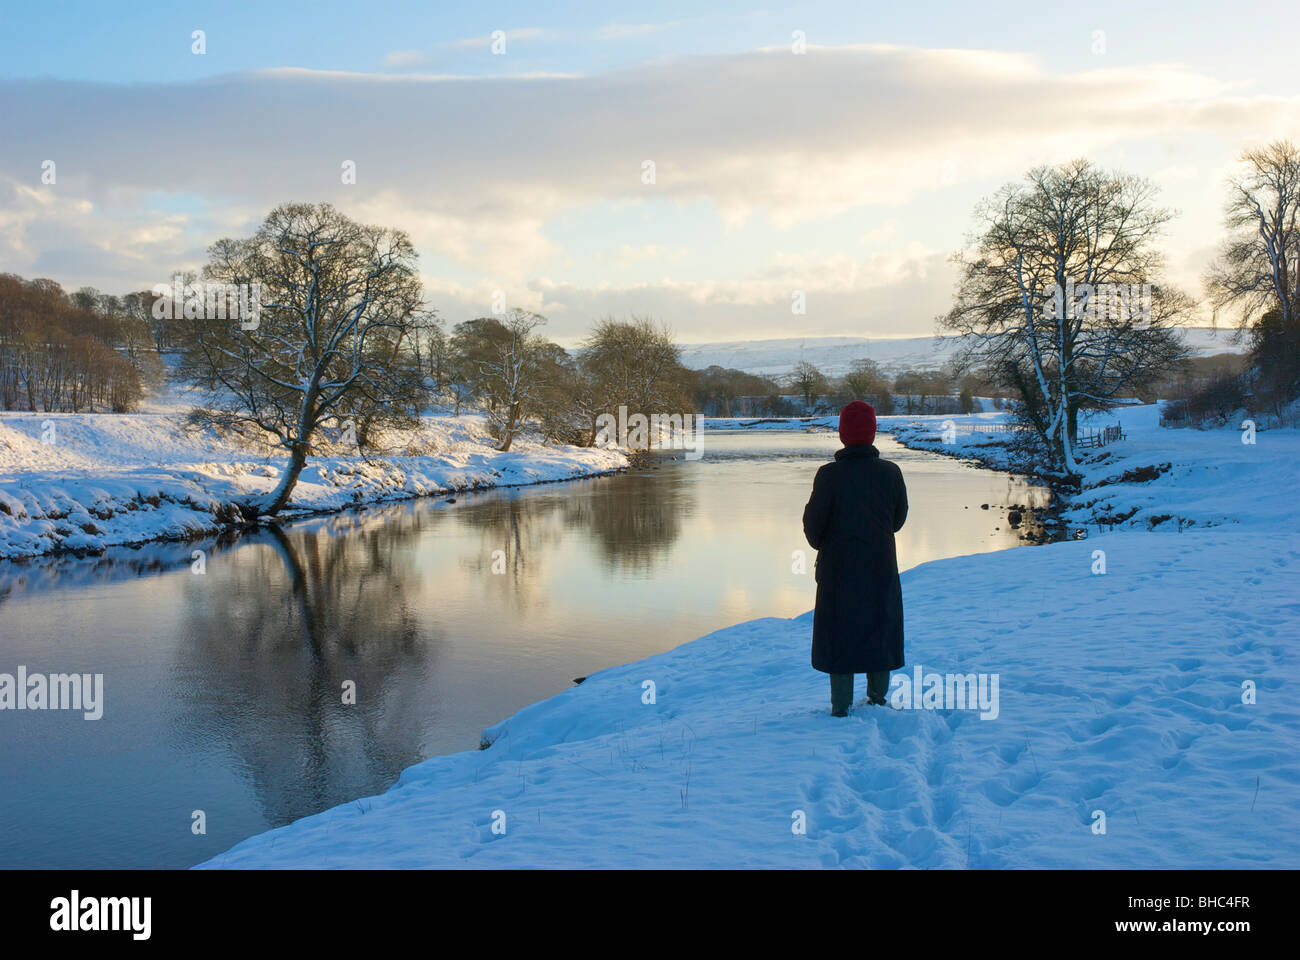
top-left (202, 404), bottom-right (1299, 868)
top-left (0, 409), bottom-right (625, 559)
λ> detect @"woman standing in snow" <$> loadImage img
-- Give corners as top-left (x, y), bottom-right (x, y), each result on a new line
top-left (802, 400), bottom-right (909, 716)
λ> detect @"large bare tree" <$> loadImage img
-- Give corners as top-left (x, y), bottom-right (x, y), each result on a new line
top-left (177, 202), bottom-right (424, 518)
top-left (1204, 140), bottom-right (1300, 412)
top-left (942, 159), bottom-right (1191, 475)
top-left (1205, 140), bottom-right (1300, 329)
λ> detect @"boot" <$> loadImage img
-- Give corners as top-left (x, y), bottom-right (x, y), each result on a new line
top-left (830, 673), bottom-right (853, 716)
top-left (866, 670), bottom-right (890, 705)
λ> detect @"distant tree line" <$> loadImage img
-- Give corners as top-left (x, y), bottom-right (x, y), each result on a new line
top-left (703, 357), bottom-right (1009, 418)
top-left (423, 311), bottom-right (696, 451)
top-left (0, 266), bottom-right (1011, 428)
top-left (0, 274), bottom-right (163, 412)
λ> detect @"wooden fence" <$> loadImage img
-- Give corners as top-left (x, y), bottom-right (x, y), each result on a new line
top-left (1075, 424), bottom-right (1124, 448)
top-left (962, 420), bottom-right (1124, 448)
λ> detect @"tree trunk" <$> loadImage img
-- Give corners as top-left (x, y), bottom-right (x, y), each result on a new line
top-left (264, 522), bottom-right (323, 660)
top-left (245, 441), bottom-right (310, 519)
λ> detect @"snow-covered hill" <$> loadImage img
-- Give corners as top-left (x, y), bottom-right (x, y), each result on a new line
top-left (679, 327), bottom-right (1246, 378)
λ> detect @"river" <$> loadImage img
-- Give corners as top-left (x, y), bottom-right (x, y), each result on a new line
top-left (0, 429), bottom-right (1050, 867)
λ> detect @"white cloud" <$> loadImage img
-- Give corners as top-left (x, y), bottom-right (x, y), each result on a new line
top-left (1, 44), bottom-right (1297, 336)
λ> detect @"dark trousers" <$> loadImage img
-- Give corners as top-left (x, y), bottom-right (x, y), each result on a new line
top-left (830, 671), bottom-right (890, 715)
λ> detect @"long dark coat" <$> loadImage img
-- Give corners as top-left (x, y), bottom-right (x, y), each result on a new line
top-left (802, 444), bottom-right (909, 674)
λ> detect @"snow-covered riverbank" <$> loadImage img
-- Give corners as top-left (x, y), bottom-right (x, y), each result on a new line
top-left (201, 406), bottom-right (1300, 868)
top-left (886, 405), bottom-right (1298, 532)
top-left (0, 410), bottom-right (625, 559)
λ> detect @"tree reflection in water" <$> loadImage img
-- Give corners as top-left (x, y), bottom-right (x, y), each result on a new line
top-left (174, 518), bottom-right (442, 828)
top-left (168, 471), bottom-right (693, 830)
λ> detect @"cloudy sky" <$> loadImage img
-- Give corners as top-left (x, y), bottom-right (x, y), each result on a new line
top-left (2, 0), bottom-right (1298, 343)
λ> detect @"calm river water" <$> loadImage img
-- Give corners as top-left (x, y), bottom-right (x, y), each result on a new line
top-left (0, 429), bottom-right (1050, 867)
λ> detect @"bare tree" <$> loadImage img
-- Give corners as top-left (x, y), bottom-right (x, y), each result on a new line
top-left (472, 309), bottom-right (550, 451)
top-left (177, 202), bottom-right (424, 518)
top-left (893, 370), bottom-right (924, 413)
top-left (403, 309), bottom-right (444, 409)
top-left (1205, 140), bottom-right (1300, 330)
top-left (789, 360), bottom-right (827, 411)
top-left (1205, 140), bottom-right (1300, 415)
top-left (692, 365), bottom-right (777, 418)
top-left (577, 316), bottom-right (692, 439)
top-left (451, 310), bottom-right (563, 449)
top-left (942, 159), bottom-right (1191, 475)
top-left (842, 357), bottom-right (882, 399)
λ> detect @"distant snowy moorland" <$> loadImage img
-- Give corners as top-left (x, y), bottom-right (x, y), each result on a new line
top-left (678, 327), bottom-right (1245, 378)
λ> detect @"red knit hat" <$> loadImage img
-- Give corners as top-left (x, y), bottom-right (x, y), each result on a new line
top-left (839, 400), bottom-right (877, 446)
